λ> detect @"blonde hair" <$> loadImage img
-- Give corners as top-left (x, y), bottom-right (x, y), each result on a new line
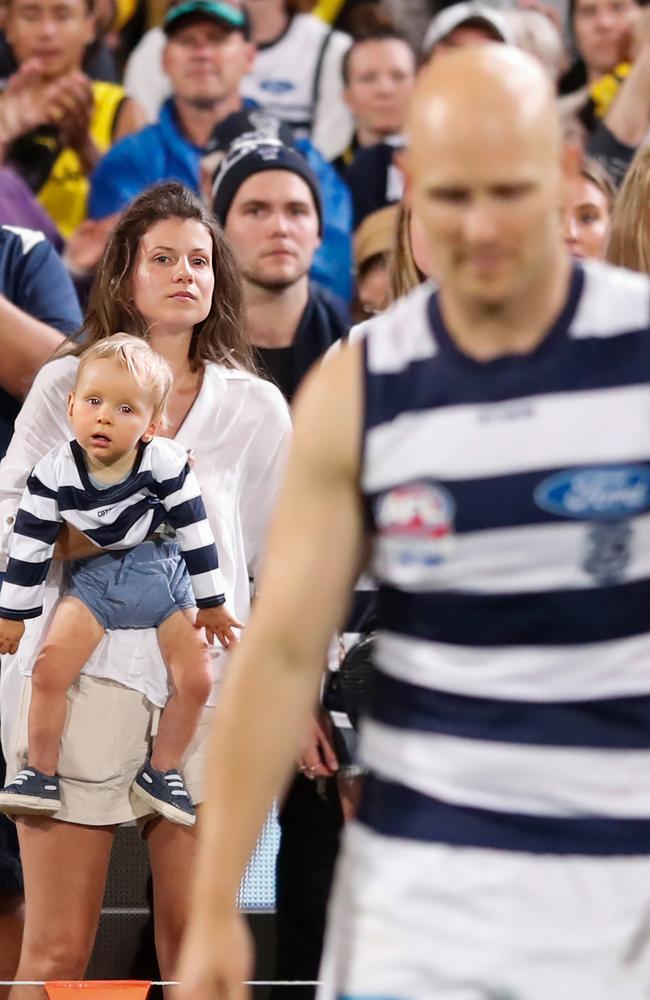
top-left (606, 144), bottom-right (650, 273)
top-left (77, 333), bottom-right (173, 424)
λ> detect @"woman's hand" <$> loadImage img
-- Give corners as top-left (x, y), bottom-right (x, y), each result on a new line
top-left (0, 617), bottom-right (24, 654)
top-left (53, 523), bottom-right (101, 561)
top-left (297, 709), bottom-right (338, 780)
top-left (175, 909), bottom-right (253, 1000)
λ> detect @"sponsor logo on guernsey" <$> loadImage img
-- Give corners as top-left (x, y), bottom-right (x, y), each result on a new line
top-left (375, 481), bottom-right (455, 566)
top-left (534, 466), bottom-right (650, 520)
top-left (260, 79), bottom-right (295, 94)
top-left (535, 466), bottom-right (650, 584)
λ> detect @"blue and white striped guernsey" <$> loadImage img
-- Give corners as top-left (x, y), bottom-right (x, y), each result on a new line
top-left (0, 436), bottom-right (226, 621)
top-left (357, 260), bottom-right (650, 857)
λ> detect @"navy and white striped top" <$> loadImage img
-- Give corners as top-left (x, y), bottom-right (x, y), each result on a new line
top-left (357, 260), bottom-right (650, 856)
top-left (0, 436), bottom-right (226, 621)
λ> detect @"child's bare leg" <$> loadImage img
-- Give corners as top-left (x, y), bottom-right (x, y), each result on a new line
top-left (151, 610), bottom-right (212, 773)
top-left (28, 597), bottom-right (105, 775)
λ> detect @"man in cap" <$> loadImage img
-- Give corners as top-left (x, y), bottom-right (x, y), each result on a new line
top-left (422, 0), bottom-right (515, 56)
top-left (86, 0), bottom-right (353, 303)
top-left (177, 42), bottom-right (650, 1000)
top-left (89, 0), bottom-right (255, 216)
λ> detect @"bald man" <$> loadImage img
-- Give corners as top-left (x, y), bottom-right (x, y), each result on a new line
top-left (177, 46), bottom-right (650, 1000)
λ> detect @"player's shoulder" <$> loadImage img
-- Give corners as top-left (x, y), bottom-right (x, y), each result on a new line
top-left (362, 281), bottom-right (436, 374)
top-left (571, 260), bottom-right (650, 339)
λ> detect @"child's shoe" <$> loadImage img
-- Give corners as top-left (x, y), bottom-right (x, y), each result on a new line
top-left (0, 768), bottom-right (61, 815)
top-left (130, 760), bottom-right (196, 827)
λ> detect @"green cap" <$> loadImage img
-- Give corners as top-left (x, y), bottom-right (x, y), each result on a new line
top-left (164, 0), bottom-right (249, 36)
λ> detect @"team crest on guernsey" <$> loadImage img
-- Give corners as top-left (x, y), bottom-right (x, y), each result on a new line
top-left (535, 465), bottom-right (650, 584)
top-left (375, 481), bottom-right (455, 567)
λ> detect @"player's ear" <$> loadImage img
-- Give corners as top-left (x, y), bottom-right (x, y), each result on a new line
top-left (67, 392), bottom-right (75, 420)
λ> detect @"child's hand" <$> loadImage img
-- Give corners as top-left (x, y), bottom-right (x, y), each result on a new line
top-left (0, 618), bottom-right (25, 655)
top-left (194, 605), bottom-right (245, 649)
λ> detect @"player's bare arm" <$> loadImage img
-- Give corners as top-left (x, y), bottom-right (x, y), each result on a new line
top-left (176, 341), bottom-right (367, 1000)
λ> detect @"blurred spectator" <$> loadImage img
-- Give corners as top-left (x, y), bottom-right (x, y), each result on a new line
top-left (0, 166), bottom-right (63, 249)
top-left (352, 202), bottom-right (396, 319)
top-left (507, 7), bottom-right (567, 80)
top-left (558, 0), bottom-right (641, 129)
top-left (0, 0), bottom-right (118, 80)
top-left (561, 154), bottom-right (613, 258)
top-left (0, 0), bottom-right (145, 237)
top-left (0, 28), bottom-right (118, 81)
top-left (0, 222), bottom-right (80, 993)
top-left (335, 26), bottom-right (415, 227)
top-left (585, 6), bottom-right (650, 186)
top-left (199, 104), bottom-right (295, 197)
top-left (124, 0), bottom-right (353, 160)
top-left (0, 225), bottom-right (81, 452)
top-left (563, 0), bottom-right (641, 88)
top-left (90, 3), bottom-right (354, 301)
top-left (606, 142), bottom-right (650, 269)
top-left (240, 0), bottom-right (353, 161)
top-left (421, 1), bottom-right (515, 57)
top-left (334, 27), bottom-right (415, 169)
top-left (95, 0), bottom-right (256, 204)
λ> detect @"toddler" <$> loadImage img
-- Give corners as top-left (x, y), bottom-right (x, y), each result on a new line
top-left (0, 334), bottom-right (241, 826)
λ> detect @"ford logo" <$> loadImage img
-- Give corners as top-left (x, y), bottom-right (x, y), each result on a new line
top-left (535, 466), bottom-right (650, 520)
top-left (260, 80), bottom-right (295, 94)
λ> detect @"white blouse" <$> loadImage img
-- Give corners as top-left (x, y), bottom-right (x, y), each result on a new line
top-left (0, 355), bottom-right (292, 726)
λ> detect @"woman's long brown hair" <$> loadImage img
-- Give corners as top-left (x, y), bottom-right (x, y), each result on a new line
top-left (606, 146), bottom-right (650, 274)
top-left (388, 201), bottom-right (426, 302)
top-left (71, 182), bottom-right (255, 373)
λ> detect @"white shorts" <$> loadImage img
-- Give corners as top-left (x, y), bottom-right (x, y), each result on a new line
top-left (5, 673), bottom-right (213, 826)
top-left (318, 822), bottom-right (650, 1000)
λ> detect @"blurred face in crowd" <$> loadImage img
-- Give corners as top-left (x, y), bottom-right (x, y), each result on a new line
top-left (561, 172), bottom-right (610, 259)
top-left (225, 170), bottom-right (321, 290)
top-left (6, 0), bottom-right (94, 78)
top-left (357, 253), bottom-right (391, 315)
top-left (406, 50), bottom-right (564, 314)
top-left (573, 0), bottom-right (640, 77)
top-left (163, 17), bottom-right (255, 109)
top-left (344, 38), bottom-right (417, 141)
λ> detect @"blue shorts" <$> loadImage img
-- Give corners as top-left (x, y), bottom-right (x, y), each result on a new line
top-left (66, 539), bottom-right (195, 631)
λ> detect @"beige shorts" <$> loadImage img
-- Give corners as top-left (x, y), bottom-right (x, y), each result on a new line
top-left (6, 673), bottom-right (214, 827)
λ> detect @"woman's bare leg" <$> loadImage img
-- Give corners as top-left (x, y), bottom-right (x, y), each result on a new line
top-left (146, 814), bottom-right (199, 996)
top-left (151, 613), bottom-right (211, 773)
top-left (28, 599), bottom-right (105, 775)
top-left (0, 889), bottom-right (24, 1000)
top-left (9, 817), bottom-right (115, 1000)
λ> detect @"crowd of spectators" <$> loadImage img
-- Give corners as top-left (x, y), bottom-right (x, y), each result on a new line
top-left (2, 0), bottom-right (650, 994)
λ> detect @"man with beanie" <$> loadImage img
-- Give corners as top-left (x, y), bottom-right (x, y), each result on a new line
top-left (213, 135), bottom-right (346, 1000)
top-left (213, 136), bottom-right (348, 400)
